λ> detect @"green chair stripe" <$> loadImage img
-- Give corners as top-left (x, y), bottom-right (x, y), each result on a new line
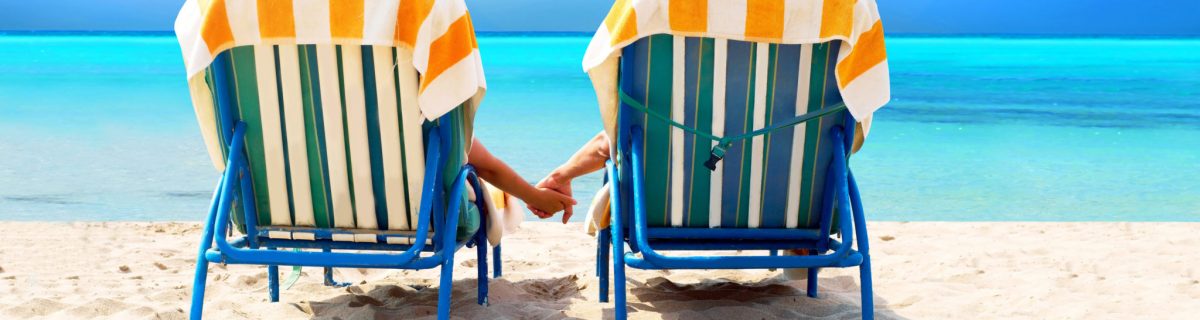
top-left (799, 43), bottom-right (829, 227)
top-left (299, 44), bottom-right (333, 228)
top-left (228, 46), bottom-right (273, 226)
top-left (643, 34), bottom-right (674, 227)
top-left (683, 37), bottom-right (715, 228)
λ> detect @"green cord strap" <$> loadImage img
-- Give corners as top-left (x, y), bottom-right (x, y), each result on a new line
top-left (282, 250), bottom-right (302, 289)
top-left (618, 90), bottom-right (846, 171)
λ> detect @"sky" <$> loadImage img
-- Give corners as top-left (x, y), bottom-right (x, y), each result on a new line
top-left (1, 0), bottom-right (1198, 36)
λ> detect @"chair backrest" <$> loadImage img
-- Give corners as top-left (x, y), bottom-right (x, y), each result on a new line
top-left (616, 35), bottom-right (851, 230)
top-left (201, 44), bottom-right (468, 232)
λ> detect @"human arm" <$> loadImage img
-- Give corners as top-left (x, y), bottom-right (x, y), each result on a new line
top-left (468, 138), bottom-right (576, 215)
top-left (533, 131), bottom-right (611, 223)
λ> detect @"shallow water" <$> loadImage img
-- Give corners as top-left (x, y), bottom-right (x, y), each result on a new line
top-left (0, 34), bottom-right (1197, 221)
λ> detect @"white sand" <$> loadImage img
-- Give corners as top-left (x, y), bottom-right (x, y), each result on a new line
top-left (1, 221), bottom-right (1198, 319)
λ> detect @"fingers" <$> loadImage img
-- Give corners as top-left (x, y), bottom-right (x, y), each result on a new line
top-left (562, 199), bottom-right (575, 223)
top-left (527, 204), bottom-right (551, 219)
top-left (561, 209), bottom-right (573, 224)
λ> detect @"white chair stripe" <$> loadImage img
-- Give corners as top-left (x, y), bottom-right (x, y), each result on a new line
top-left (314, 44), bottom-right (356, 228)
top-left (386, 236), bottom-right (433, 246)
top-left (747, 42), bottom-right (770, 228)
top-left (332, 233), bottom-right (355, 242)
top-left (277, 45), bottom-right (316, 227)
top-left (353, 233), bottom-right (378, 243)
top-left (396, 50), bottom-right (426, 228)
top-left (253, 45), bottom-right (293, 226)
top-left (669, 35), bottom-right (686, 227)
top-left (709, 38), bottom-right (728, 228)
top-left (785, 44), bottom-right (814, 229)
top-left (292, 232), bottom-right (316, 241)
top-left (339, 45), bottom-right (380, 230)
top-left (372, 46), bottom-right (412, 231)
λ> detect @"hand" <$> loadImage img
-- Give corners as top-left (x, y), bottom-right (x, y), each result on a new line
top-left (531, 171), bottom-right (574, 223)
top-left (526, 188), bottom-right (576, 219)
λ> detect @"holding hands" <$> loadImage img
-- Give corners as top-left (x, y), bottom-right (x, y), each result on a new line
top-left (527, 132), bottom-right (610, 224)
top-left (529, 171), bottom-right (575, 223)
top-left (525, 178), bottom-right (575, 221)
top-left (469, 132), bottom-right (609, 225)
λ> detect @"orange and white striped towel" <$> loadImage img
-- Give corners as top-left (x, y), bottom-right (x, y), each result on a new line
top-left (175, 0), bottom-right (485, 165)
top-left (583, 0), bottom-right (889, 136)
top-left (473, 182), bottom-right (524, 246)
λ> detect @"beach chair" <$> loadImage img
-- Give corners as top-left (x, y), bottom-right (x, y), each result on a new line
top-left (596, 35), bottom-right (875, 319)
top-left (188, 44), bottom-right (499, 320)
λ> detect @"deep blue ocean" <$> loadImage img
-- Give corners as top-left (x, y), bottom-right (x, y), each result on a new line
top-left (0, 33), bottom-right (1197, 221)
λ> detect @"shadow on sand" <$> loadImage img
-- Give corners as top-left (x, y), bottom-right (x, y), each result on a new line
top-left (299, 272), bottom-right (902, 319)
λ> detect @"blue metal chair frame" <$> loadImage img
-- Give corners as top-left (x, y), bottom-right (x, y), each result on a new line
top-left (596, 116), bottom-right (875, 319)
top-left (190, 115), bottom-right (502, 320)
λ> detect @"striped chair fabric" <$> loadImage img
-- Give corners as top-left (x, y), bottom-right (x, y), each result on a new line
top-left (200, 44), bottom-right (475, 244)
top-left (617, 35), bottom-right (850, 230)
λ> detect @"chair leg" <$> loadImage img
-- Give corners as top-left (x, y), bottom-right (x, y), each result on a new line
top-left (322, 267), bottom-right (348, 287)
top-left (475, 232), bottom-right (489, 305)
top-left (598, 230), bottom-right (610, 303)
top-left (438, 249), bottom-right (456, 320)
top-left (612, 227), bottom-right (627, 320)
top-left (807, 267), bottom-right (820, 298)
top-left (321, 248), bottom-right (349, 287)
top-left (190, 251), bottom-right (209, 319)
top-left (267, 264), bottom-right (280, 303)
top-left (860, 254), bottom-right (875, 320)
top-left (768, 249), bottom-right (778, 271)
top-left (493, 244), bottom-right (502, 278)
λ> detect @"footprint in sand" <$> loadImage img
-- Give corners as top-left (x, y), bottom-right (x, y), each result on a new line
top-left (153, 262), bottom-right (169, 271)
top-left (118, 265), bottom-right (131, 273)
top-left (518, 275), bottom-right (582, 301)
top-left (347, 295), bottom-right (385, 308)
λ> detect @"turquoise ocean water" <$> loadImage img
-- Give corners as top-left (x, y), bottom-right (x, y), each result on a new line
top-left (0, 33), bottom-right (1197, 222)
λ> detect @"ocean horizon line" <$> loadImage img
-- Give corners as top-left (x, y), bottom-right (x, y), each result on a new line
top-left (2, 29), bottom-right (1199, 40)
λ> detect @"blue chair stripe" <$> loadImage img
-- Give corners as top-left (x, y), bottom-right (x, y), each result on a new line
top-left (719, 40), bottom-right (754, 228)
top-left (760, 43), bottom-right (802, 228)
top-left (681, 37), bottom-right (698, 226)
